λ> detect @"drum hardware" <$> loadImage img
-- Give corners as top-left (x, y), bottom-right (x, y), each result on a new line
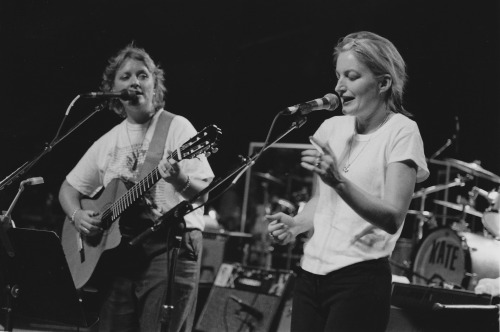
top-left (390, 257), bottom-right (462, 288)
top-left (407, 210), bottom-right (433, 218)
top-left (471, 186), bottom-right (499, 207)
top-left (412, 176), bottom-right (467, 199)
top-left (433, 200), bottom-right (483, 218)
top-left (433, 199), bottom-right (483, 233)
top-left (410, 177), bottom-right (466, 242)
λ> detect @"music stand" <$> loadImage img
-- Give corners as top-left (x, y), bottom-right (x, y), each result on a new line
top-left (1, 227), bottom-right (98, 330)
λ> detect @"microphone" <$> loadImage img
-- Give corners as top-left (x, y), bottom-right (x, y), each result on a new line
top-left (80, 90), bottom-right (138, 101)
top-left (229, 295), bottom-right (263, 320)
top-left (284, 93), bottom-right (340, 115)
top-left (20, 177), bottom-right (44, 186)
top-left (2, 176), bottom-right (45, 233)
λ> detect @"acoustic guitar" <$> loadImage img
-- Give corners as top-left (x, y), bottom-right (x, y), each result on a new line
top-left (61, 124), bottom-right (221, 289)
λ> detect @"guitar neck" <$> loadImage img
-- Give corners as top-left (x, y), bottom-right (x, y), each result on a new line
top-left (100, 153), bottom-right (177, 228)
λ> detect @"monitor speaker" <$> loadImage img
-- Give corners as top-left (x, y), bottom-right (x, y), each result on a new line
top-left (195, 263), bottom-right (294, 332)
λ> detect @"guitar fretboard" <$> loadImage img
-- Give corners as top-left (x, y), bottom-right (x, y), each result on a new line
top-left (100, 151), bottom-right (178, 228)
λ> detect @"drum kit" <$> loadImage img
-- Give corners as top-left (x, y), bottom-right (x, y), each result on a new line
top-left (394, 158), bottom-right (500, 292)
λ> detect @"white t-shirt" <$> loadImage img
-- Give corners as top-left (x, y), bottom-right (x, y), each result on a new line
top-left (301, 113), bottom-right (429, 275)
top-left (66, 109), bottom-right (214, 231)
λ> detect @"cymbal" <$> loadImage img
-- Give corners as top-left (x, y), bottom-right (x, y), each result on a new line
top-left (444, 158), bottom-right (500, 184)
top-left (433, 199), bottom-right (483, 218)
top-left (254, 172), bottom-right (284, 185)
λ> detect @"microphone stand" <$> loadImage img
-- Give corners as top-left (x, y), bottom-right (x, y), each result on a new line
top-left (0, 99), bottom-right (104, 191)
top-left (129, 114), bottom-right (309, 332)
top-left (0, 180), bottom-right (43, 331)
top-left (129, 114), bottom-right (309, 246)
top-left (429, 134), bottom-right (457, 160)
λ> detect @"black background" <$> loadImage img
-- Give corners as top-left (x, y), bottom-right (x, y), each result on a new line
top-left (1, 0), bottom-right (499, 232)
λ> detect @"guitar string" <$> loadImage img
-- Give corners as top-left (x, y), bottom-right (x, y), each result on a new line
top-left (103, 151), bottom-right (180, 222)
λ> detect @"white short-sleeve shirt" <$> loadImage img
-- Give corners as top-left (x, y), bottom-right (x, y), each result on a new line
top-left (301, 113), bottom-right (429, 275)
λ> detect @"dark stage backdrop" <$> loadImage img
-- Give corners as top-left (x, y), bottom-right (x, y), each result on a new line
top-left (0, 0), bottom-right (499, 233)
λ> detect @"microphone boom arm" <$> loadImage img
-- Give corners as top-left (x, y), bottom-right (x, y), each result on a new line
top-left (0, 101), bottom-right (104, 191)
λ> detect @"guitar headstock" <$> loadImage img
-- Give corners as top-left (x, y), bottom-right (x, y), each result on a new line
top-left (176, 124), bottom-right (222, 161)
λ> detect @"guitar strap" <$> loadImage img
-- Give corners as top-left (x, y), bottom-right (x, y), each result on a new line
top-left (138, 110), bottom-right (176, 180)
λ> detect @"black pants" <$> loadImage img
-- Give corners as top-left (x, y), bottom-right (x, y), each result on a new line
top-left (291, 257), bottom-right (392, 332)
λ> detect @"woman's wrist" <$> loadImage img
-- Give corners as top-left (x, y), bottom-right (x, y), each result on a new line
top-left (70, 207), bottom-right (81, 224)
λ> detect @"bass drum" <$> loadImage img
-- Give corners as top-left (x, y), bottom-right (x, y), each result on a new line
top-left (412, 228), bottom-right (500, 291)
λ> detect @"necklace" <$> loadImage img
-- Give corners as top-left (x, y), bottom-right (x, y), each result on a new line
top-left (125, 118), bottom-right (152, 171)
top-left (342, 112), bottom-right (391, 173)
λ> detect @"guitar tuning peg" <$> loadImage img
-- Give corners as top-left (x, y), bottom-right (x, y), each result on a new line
top-left (211, 147), bottom-right (218, 154)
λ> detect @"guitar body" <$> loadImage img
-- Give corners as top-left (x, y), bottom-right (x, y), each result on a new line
top-left (61, 178), bottom-right (126, 289)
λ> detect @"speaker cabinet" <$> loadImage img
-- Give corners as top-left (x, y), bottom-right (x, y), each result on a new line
top-left (195, 263), bottom-right (294, 332)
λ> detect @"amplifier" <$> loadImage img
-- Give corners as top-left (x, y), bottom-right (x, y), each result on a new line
top-left (195, 263), bottom-right (295, 332)
top-left (213, 263), bottom-right (294, 296)
top-left (391, 282), bottom-right (497, 311)
top-left (390, 283), bottom-right (499, 332)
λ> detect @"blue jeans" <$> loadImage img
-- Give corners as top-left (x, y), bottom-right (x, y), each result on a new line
top-left (291, 257), bottom-right (392, 332)
top-left (95, 228), bottom-right (202, 332)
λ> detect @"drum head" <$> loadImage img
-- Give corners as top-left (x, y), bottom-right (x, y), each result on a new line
top-left (412, 228), bottom-right (470, 289)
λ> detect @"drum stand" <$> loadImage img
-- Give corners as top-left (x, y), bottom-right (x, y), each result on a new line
top-left (411, 177), bottom-right (466, 245)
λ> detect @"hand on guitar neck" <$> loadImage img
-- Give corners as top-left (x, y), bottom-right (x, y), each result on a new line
top-left (158, 151), bottom-right (188, 191)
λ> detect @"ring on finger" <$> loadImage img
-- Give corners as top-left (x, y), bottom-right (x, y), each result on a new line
top-left (315, 157), bottom-right (321, 167)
